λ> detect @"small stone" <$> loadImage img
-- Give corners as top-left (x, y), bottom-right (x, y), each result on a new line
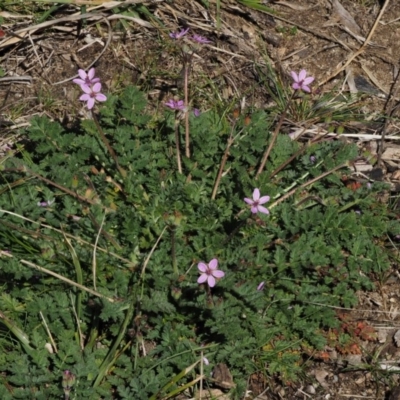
top-left (305, 384), bottom-right (316, 394)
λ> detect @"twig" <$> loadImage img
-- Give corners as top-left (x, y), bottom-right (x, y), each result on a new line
top-left (260, 3), bottom-right (394, 70)
top-left (269, 163), bottom-right (348, 210)
top-left (54, 15), bottom-right (113, 85)
top-left (7, 166), bottom-right (115, 212)
top-left (377, 54), bottom-right (400, 165)
top-left (270, 126), bottom-right (329, 179)
top-left (3, 168), bottom-right (120, 248)
top-left (318, 0), bottom-right (390, 87)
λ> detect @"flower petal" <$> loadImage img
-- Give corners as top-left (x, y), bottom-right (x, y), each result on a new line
top-left (73, 78), bottom-right (85, 85)
top-left (244, 198), bottom-right (253, 205)
top-left (78, 84), bottom-right (90, 92)
top-left (88, 68), bottom-right (96, 79)
top-left (207, 275), bottom-right (216, 287)
top-left (292, 83), bottom-right (301, 90)
top-left (251, 206), bottom-right (258, 214)
top-left (212, 270), bottom-right (225, 278)
top-left (92, 82), bottom-right (102, 92)
top-left (79, 94), bottom-right (90, 101)
top-left (77, 69), bottom-right (87, 80)
top-left (95, 94), bottom-right (107, 102)
top-left (303, 76), bottom-right (314, 85)
top-left (198, 262), bottom-right (208, 273)
top-left (302, 86), bottom-right (311, 93)
top-left (290, 71), bottom-right (299, 82)
top-left (87, 98), bottom-right (95, 110)
top-left (181, 28), bottom-right (190, 36)
top-left (257, 206), bottom-right (269, 214)
top-left (252, 188), bottom-right (260, 201)
top-left (258, 196), bottom-right (270, 204)
top-left (81, 85), bottom-right (92, 94)
top-left (298, 69), bottom-right (307, 81)
top-left (208, 258), bottom-right (218, 270)
top-left (257, 281), bottom-right (265, 291)
top-left (197, 274), bottom-right (208, 284)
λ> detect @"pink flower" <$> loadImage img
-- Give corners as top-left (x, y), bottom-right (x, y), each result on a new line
top-left (169, 28), bottom-right (189, 39)
top-left (73, 68), bottom-right (100, 89)
top-left (37, 199), bottom-right (55, 207)
top-left (244, 188), bottom-right (270, 214)
top-left (62, 370), bottom-right (76, 394)
top-left (165, 99), bottom-right (186, 111)
top-left (257, 281), bottom-right (265, 291)
top-left (197, 258), bottom-right (225, 288)
top-left (79, 82), bottom-right (107, 110)
top-left (291, 69), bottom-right (314, 93)
top-left (191, 34), bottom-right (211, 44)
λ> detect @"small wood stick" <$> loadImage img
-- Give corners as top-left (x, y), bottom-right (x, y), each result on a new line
top-left (318, 0), bottom-right (390, 87)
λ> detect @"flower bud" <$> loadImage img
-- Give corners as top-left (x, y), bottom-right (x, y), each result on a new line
top-left (62, 370), bottom-right (76, 395)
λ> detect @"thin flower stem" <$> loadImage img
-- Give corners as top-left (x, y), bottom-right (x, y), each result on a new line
top-left (206, 285), bottom-right (214, 306)
top-left (184, 63), bottom-right (190, 158)
top-left (91, 111), bottom-right (127, 178)
top-left (174, 119), bottom-right (183, 174)
top-left (211, 122), bottom-right (238, 200)
top-left (256, 91), bottom-right (295, 179)
top-left (170, 227), bottom-right (178, 274)
top-left (199, 351), bottom-right (204, 398)
top-left (140, 226), bottom-right (168, 279)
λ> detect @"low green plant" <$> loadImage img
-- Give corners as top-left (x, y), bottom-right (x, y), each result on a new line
top-left (0, 70), bottom-right (398, 400)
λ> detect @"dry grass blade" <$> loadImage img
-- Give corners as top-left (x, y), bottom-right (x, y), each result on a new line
top-left (39, 311), bottom-right (58, 353)
top-left (0, 76), bottom-right (32, 83)
top-left (0, 7), bottom-right (154, 50)
top-left (269, 163), bottom-right (348, 209)
top-left (318, 0), bottom-right (390, 87)
top-left (0, 209), bottom-right (136, 268)
top-left (19, 257), bottom-right (116, 303)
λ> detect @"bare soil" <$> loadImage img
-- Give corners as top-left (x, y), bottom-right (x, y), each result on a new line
top-left (1, 0), bottom-right (400, 398)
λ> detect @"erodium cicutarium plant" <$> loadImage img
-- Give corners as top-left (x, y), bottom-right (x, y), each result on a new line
top-left (0, 62), bottom-right (398, 400)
